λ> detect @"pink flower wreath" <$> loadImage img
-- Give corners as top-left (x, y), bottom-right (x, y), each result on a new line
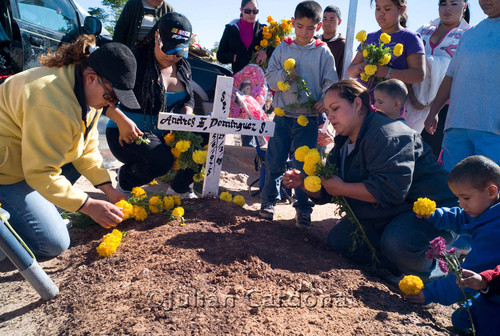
top-left (230, 64), bottom-right (267, 119)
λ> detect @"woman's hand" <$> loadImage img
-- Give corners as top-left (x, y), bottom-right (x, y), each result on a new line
top-left (424, 112), bottom-right (439, 135)
top-left (116, 117), bottom-right (143, 146)
top-left (98, 183), bottom-right (127, 204)
top-left (404, 292), bottom-right (425, 305)
top-left (317, 126), bottom-right (334, 146)
top-left (181, 105), bottom-right (194, 115)
top-left (79, 198), bottom-right (124, 229)
top-left (255, 50), bottom-right (267, 65)
top-left (321, 175), bottom-right (345, 196)
top-left (282, 169), bottom-right (304, 189)
top-left (458, 269), bottom-right (488, 290)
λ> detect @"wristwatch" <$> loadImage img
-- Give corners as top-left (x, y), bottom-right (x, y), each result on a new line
top-left (385, 67), bottom-right (392, 79)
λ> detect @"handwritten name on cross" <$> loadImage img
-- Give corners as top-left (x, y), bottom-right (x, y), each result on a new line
top-left (158, 76), bottom-right (275, 196)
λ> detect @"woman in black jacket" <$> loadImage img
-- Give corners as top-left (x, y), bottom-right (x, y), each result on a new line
top-left (217, 0), bottom-right (268, 74)
top-left (106, 13), bottom-right (197, 195)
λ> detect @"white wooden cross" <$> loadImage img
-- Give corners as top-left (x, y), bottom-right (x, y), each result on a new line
top-left (157, 76), bottom-right (275, 197)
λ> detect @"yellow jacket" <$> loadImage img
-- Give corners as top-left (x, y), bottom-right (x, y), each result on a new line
top-left (0, 64), bottom-right (110, 211)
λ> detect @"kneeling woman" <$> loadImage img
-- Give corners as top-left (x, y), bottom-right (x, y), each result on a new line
top-left (284, 80), bottom-right (457, 280)
top-left (106, 13), bottom-right (199, 194)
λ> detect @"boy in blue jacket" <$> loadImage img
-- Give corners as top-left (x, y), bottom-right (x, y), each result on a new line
top-left (406, 155), bottom-right (500, 334)
top-left (259, 1), bottom-right (337, 228)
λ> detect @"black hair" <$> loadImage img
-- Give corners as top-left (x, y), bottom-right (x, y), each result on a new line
top-left (294, 1), bottom-right (323, 23)
top-left (241, 0), bottom-right (257, 9)
top-left (324, 5), bottom-right (341, 20)
top-left (448, 155), bottom-right (500, 190)
top-left (325, 80), bottom-right (371, 115)
top-left (370, 0), bottom-right (408, 28)
top-left (135, 21), bottom-right (166, 115)
top-left (374, 79), bottom-right (408, 104)
top-left (438, 0), bottom-right (470, 23)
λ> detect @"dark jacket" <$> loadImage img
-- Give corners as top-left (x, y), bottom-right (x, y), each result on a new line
top-left (319, 34), bottom-right (346, 78)
top-left (217, 19), bottom-right (268, 73)
top-left (113, 0), bottom-right (174, 49)
top-left (121, 47), bottom-right (194, 115)
top-left (314, 112), bottom-right (456, 224)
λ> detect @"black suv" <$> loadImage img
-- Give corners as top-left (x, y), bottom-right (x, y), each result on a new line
top-left (0, 0), bottom-right (231, 114)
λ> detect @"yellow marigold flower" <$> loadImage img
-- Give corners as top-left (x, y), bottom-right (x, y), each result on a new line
top-left (148, 196), bottom-right (163, 214)
top-left (171, 147), bottom-right (181, 158)
top-left (264, 33), bottom-right (272, 40)
top-left (274, 37), bottom-right (281, 47)
top-left (379, 53), bottom-right (392, 66)
top-left (304, 176), bottom-right (322, 193)
top-left (133, 205), bottom-right (148, 221)
top-left (233, 195), bottom-right (246, 207)
top-left (172, 206), bottom-right (185, 218)
top-left (203, 144), bottom-right (208, 150)
top-left (115, 200), bottom-right (134, 220)
top-left (277, 80), bottom-right (290, 91)
top-left (360, 72), bottom-right (370, 81)
top-left (413, 197), bottom-right (436, 216)
top-left (284, 58), bottom-right (296, 71)
top-left (96, 241), bottom-right (117, 257)
top-left (356, 30), bottom-right (367, 43)
top-left (380, 32), bottom-right (391, 44)
top-left (260, 39), bottom-right (268, 48)
top-left (297, 115), bottom-right (309, 127)
top-left (131, 186), bottom-right (147, 199)
top-left (172, 159), bottom-right (180, 171)
top-left (303, 162), bottom-right (317, 176)
top-left (173, 195), bottom-right (181, 206)
top-left (175, 140), bottom-right (191, 153)
top-left (274, 107), bottom-right (285, 117)
top-left (393, 43), bottom-right (404, 57)
top-left (255, 45), bottom-right (259, 50)
top-left (281, 21), bottom-right (288, 29)
top-left (364, 64), bottom-right (378, 76)
top-left (362, 49), bottom-right (369, 58)
top-left (267, 15), bottom-right (274, 24)
top-left (295, 145), bottom-right (311, 162)
top-left (193, 173), bottom-right (204, 183)
top-left (220, 191), bottom-right (233, 202)
top-left (164, 132), bottom-right (175, 145)
top-left (192, 150), bottom-right (207, 165)
top-left (304, 149), bottom-right (321, 165)
top-left (163, 196), bottom-right (175, 210)
top-left (149, 179), bottom-right (158, 185)
top-left (399, 275), bottom-right (424, 295)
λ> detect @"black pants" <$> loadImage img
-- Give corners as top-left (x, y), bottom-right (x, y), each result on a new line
top-left (105, 128), bottom-right (195, 193)
top-left (421, 104), bottom-right (448, 159)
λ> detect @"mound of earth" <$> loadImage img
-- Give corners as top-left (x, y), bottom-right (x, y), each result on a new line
top-left (1, 195), bottom-right (457, 335)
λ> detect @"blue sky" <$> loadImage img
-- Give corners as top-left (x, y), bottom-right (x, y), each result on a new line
top-left (76, 0), bottom-right (486, 50)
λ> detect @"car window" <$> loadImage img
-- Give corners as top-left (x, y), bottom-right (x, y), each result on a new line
top-left (17, 0), bottom-right (78, 34)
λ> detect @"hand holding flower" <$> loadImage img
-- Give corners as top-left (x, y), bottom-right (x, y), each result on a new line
top-left (314, 101), bottom-right (326, 113)
top-left (404, 291), bottom-right (426, 305)
top-left (321, 174), bottom-right (345, 197)
top-left (458, 269), bottom-right (488, 290)
top-left (282, 169), bottom-right (304, 189)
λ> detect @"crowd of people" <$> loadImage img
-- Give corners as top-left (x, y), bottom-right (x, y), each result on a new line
top-left (0, 0), bottom-right (498, 333)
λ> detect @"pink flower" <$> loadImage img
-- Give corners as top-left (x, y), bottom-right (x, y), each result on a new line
top-left (429, 237), bottom-right (447, 257)
top-left (425, 248), bottom-right (435, 260)
top-left (447, 247), bottom-right (457, 255)
top-left (438, 259), bottom-right (448, 273)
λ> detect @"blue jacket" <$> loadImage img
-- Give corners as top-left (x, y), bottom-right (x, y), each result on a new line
top-left (423, 202), bottom-right (500, 305)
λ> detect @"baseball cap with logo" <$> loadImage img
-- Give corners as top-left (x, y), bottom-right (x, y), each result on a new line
top-left (158, 12), bottom-right (192, 58)
top-left (88, 42), bottom-right (140, 109)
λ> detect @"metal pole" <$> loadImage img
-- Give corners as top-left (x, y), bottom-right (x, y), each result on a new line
top-left (342, 0), bottom-right (359, 79)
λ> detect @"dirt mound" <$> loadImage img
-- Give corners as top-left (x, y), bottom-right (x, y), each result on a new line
top-left (1, 197), bottom-right (456, 335)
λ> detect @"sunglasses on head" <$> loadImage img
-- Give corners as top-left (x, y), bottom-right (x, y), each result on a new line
top-left (243, 8), bottom-right (259, 14)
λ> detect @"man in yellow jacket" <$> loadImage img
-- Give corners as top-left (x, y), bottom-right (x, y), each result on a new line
top-left (0, 38), bottom-right (139, 258)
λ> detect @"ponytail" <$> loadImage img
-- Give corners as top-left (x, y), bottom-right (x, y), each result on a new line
top-left (40, 35), bottom-right (96, 67)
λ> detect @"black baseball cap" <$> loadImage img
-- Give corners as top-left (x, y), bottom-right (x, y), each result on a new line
top-left (158, 12), bottom-right (192, 58)
top-left (87, 43), bottom-right (140, 109)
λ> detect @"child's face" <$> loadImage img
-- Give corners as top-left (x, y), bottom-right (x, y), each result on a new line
top-left (373, 90), bottom-right (400, 119)
top-left (449, 182), bottom-right (499, 217)
top-left (375, 0), bottom-right (405, 30)
top-left (322, 11), bottom-right (341, 36)
top-left (292, 17), bottom-right (322, 46)
top-left (480, 0), bottom-right (500, 18)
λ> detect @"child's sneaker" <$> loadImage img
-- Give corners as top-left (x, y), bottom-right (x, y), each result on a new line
top-left (295, 211), bottom-right (311, 230)
top-left (259, 203), bottom-right (275, 219)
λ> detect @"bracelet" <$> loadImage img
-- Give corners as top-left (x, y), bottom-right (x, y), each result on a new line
top-left (385, 67), bottom-right (392, 79)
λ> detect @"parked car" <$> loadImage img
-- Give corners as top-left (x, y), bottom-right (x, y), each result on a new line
top-left (0, 0), bottom-right (231, 115)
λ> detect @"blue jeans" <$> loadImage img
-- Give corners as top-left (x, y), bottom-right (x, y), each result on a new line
top-left (442, 128), bottom-right (500, 171)
top-left (0, 164), bottom-right (79, 258)
top-left (326, 211), bottom-right (457, 281)
top-left (261, 115), bottom-right (318, 214)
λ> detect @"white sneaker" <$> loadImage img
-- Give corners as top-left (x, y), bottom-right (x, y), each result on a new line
top-left (165, 186), bottom-right (198, 199)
